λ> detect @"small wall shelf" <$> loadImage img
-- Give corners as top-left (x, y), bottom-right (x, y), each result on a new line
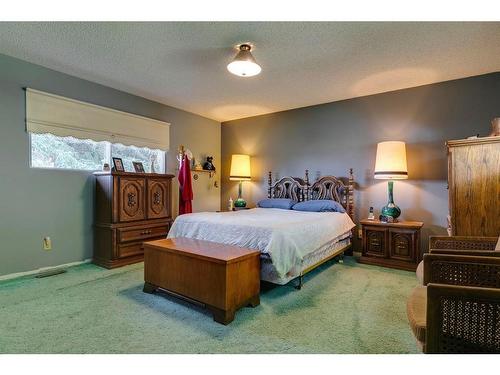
top-left (192, 169), bottom-right (216, 180)
top-left (174, 167), bottom-right (216, 175)
top-left (174, 167), bottom-right (217, 187)
top-left (191, 168), bottom-right (216, 174)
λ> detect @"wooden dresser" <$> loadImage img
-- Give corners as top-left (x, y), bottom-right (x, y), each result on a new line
top-left (358, 219), bottom-right (424, 271)
top-left (93, 171), bottom-right (174, 268)
top-left (447, 136), bottom-right (500, 237)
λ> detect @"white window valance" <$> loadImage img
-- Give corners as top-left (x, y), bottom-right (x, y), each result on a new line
top-left (26, 88), bottom-right (170, 150)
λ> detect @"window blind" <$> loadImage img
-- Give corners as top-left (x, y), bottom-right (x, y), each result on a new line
top-left (25, 88), bottom-right (170, 150)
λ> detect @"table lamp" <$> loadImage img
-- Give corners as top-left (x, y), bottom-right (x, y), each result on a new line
top-left (229, 154), bottom-right (251, 207)
top-left (374, 141), bottom-right (408, 221)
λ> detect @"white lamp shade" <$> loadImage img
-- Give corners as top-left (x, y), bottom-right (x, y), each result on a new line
top-left (229, 154), bottom-right (251, 181)
top-left (227, 46), bottom-right (261, 77)
top-left (227, 60), bottom-right (261, 77)
top-left (374, 141), bottom-right (408, 180)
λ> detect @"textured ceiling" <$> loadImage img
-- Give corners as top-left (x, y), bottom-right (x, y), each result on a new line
top-left (0, 22), bottom-right (499, 122)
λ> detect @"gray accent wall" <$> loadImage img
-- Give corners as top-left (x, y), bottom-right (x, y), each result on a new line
top-left (221, 72), bottom-right (500, 253)
top-left (0, 53), bottom-right (220, 276)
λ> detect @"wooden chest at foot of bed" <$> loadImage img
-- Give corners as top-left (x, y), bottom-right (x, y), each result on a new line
top-left (143, 238), bottom-right (261, 325)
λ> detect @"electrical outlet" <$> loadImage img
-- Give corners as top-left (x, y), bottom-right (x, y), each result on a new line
top-left (43, 237), bottom-right (52, 251)
top-left (358, 229), bottom-right (363, 239)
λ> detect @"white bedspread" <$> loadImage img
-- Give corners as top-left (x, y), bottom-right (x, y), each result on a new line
top-left (167, 208), bottom-right (355, 278)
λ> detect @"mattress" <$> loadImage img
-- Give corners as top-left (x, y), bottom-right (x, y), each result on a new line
top-left (261, 234), bottom-right (351, 284)
top-left (168, 208), bottom-right (355, 279)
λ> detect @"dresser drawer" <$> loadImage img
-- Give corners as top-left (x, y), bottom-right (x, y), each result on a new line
top-left (116, 234), bottom-right (170, 259)
top-left (118, 224), bottom-right (170, 243)
top-left (117, 242), bottom-right (145, 258)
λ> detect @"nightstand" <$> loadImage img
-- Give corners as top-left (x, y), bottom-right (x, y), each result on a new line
top-left (358, 219), bottom-right (424, 271)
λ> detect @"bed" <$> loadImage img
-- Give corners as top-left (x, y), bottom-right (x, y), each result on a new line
top-left (168, 169), bottom-right (355, 288)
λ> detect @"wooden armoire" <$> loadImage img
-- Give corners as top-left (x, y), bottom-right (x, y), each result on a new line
top-left (447, 136), bottom-right (500, 237)
top-left (93, 171), bottom-right (174, 268)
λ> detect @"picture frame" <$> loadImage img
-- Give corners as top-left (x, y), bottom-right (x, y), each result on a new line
top-left (112, 157), bottom-right (125, 172)
top-left (133, 161), bottom-right (145, 173)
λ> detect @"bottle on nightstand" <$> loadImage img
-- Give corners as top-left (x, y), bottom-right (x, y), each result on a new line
top-left (368, 206), bottom-right (375, 220)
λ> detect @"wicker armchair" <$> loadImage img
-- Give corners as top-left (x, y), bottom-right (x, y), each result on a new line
top-left (416, 236), bottom-right (499, 284)
top-left (407, 240), bottom-right (500, 353)
top-left (429, 235), bottom-right (499, 255)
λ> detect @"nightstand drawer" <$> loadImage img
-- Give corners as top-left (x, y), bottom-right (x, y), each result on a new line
top-left (389, 228), bottom-right (416, 262)
top-left (363, 227), bottom-right (387, 257)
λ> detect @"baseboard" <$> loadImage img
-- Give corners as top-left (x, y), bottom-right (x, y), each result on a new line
top-left (0, 259), bottom-right (92, 282)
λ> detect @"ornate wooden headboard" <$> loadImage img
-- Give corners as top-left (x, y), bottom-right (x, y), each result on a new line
top-left (267, 174), bottom-right (307, 202)
top-left (268, 169), bottom-right (354, 219)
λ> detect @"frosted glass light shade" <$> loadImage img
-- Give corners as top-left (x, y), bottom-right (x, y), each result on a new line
top-left (374, 141), bottom-right (408, 180)
top-left (227, 44), bottom-right (261, 77)
top-left (229, 154), bottom-right (251, 181)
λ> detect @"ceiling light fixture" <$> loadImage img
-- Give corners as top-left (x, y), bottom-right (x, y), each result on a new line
top-left (227, 44), bottom-right (261, 77)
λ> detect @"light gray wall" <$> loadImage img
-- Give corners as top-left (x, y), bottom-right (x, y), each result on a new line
top-left (221, 72), bottom-right (500, 253)
top-left (0, 53), bottom-right (220, 276)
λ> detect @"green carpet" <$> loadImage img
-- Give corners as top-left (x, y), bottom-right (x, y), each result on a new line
top-left (0, 257), bottom-right (419, 353)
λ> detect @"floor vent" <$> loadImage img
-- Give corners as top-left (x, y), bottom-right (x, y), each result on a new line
top-left (35, 268), bottom-right (67, 278)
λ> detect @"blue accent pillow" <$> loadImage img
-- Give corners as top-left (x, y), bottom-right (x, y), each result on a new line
top-left (257, 198), bottom-right (296, 210)
top-left (292, 200), bottom-right (346, 213)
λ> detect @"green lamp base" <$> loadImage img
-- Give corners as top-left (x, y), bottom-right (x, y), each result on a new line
top-left (381, 180), bottom-right (401, 221)
top-left (381, 202), bottom-right (401, 220)
top-left (234, 198), bottom-right (247, 208)
top-left (234, 180), bottom-right (247, 207)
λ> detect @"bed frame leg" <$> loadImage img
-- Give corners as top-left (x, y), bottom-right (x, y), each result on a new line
top-left (294, 275), bottom-right (303, 290)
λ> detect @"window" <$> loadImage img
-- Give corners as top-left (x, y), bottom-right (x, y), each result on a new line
top-left (111, 143), bottom-right (165, 173)
top-left (30, 133), bottom-right (165, 173)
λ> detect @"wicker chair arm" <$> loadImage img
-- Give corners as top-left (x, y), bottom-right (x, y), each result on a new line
top-left (430, 249), bottom-right (500, 257)
top-left (426, 283), bottom-right (500, 353)
top-left (423, 253), bottom-right (500, 287)
top-left (429, 236), bottom-right (497, 252)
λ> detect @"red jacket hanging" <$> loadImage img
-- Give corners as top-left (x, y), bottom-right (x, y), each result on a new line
top-left (178, 154), bottom-right (193, 215)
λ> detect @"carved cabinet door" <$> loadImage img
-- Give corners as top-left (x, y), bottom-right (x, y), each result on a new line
top-left (363, 227), bottom-right (387, 258)
top-left (147, 178), bottom-right (171, 219)
top-left (388, 228), bottom-right (415, 262)
top-left (118, 177), bottom-right (146, 222)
